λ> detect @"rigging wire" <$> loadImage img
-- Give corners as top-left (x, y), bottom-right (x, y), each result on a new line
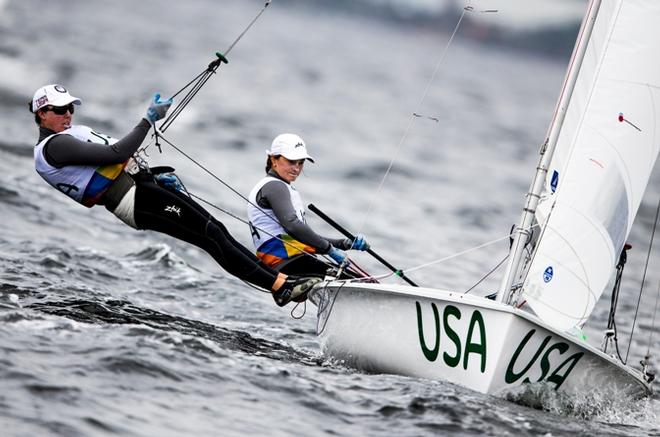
top-left (290, 300), bottom-right (307, 319)
top-left (189, 188), bottom-right (359, 275)
top-left (603, 244), bottom-right (629, 362)
top-left (316, 232), bottom-right (514, 286)
top-left (625, 195), bottom-right (660, 364)
top-left (403, 226), bottom-right (521, 275)
top-left (156, 125), bottom-right (516, 283)
top-left (334, 228), bottom-right (518, 290)
top-left (352, 5), bottom-right (497, 246)
top-left (463, 255), bottom-right (508, 295)
top-left (159, 63), bottom-right (220, 133)
top-left (315, 281), bottom-right (347, 334)
top-left (158, 0), bottom-right (272, 133)
top-left (137, 3), bottom-right (507, 282)
top-left (128, 1), bottom-right (370, 277)
top-left (647, 280), bottom-right (660, 357)
top-left (353, 6), bottom-right (472, 239)
top-left (153, 131), bottom-right (357, 273)
top-left (156, 133), bottom-right (249, 206)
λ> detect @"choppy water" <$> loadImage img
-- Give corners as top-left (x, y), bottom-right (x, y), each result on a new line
top-left (1, 0), bottom-right (659, 435)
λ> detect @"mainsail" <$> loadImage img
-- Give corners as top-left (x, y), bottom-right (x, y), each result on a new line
top-left (521, 0), bottom-right (660, 332)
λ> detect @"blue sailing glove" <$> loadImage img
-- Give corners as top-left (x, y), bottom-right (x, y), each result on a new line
top-left (341, 234), bottom-right (370, 251)
top-left (350, 234), bottom-right (370, 251)
top-left (154, 172), bottom-right (182, 191)
top-left (328, 246), bottom-right (347, 265)
top-left (145, 93), bottom-right (173, 125)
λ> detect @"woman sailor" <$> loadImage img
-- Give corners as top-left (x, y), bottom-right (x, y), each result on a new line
top-left (30, 84), bottom-right (319, 306)
top-left (247, 133), bottom-right (369, 276)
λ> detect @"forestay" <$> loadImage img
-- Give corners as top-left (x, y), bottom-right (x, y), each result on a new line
top-left (522, 0), bottom-right (660, 332)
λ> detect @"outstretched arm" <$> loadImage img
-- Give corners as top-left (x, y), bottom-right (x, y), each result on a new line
top-left (42, 119), bottom-right (151, 168)
top-left (42, 93), bottom-right (172, 168)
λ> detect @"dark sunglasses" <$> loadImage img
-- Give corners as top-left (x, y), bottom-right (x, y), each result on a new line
top-left (44, 103), bottom-right (75, 115)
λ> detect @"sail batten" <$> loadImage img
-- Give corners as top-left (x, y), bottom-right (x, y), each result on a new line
top-left (522, 0), bottom-right (660, 332)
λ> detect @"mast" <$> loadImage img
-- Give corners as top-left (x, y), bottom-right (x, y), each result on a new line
top-left (496, 0), bottom-right (603, 303)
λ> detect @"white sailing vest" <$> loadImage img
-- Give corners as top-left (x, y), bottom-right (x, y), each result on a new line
top-left (34, 125), bottom-right (126, 208)
top-left (247, 176), bottom-right (305, 247)
top-left (247, 176), bottom-right (312, 266)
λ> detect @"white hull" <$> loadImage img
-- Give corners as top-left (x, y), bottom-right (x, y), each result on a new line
top-left (310, 283), bottom-right (652, 398)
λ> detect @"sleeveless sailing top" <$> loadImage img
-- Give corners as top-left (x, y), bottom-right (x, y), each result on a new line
top-left (247, 176), bottom-right (316, 267)
top-left (34, 125), bottom-right (127, 208)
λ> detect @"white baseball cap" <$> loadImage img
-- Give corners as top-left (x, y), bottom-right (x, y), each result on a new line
top-left (267, 133), bottom-right (315, 163)
top-left (31, 84), bottom-right (81, 112)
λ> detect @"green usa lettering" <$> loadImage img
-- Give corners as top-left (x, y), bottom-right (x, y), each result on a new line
top-left (415, 301), bottom-right (487, 373)
top-left (505, 329), bottom-right (584, 390)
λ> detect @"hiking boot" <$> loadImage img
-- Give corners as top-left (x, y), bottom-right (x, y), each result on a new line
top-left (273, 277), bottom-right (322, 307)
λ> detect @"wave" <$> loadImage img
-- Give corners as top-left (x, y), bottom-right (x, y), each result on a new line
top-left (1, 274), bottom-right (316, 366)
top-left (26, 296), bottom-right (319, 365)
top-left (505, 382), bottom-right (659, 430)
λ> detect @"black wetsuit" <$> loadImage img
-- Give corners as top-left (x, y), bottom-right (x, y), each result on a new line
top-left (38, 120), bottom-right (279, 290)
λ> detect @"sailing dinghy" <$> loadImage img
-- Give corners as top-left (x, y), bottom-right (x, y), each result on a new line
top-left (309, 0), bottom-right (659, 397)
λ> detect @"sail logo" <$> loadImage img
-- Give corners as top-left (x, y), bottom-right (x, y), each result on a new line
top-left (550, 170), bottom-right (559, 193)
top-left (505, 329), bottom-right (584, 390)
top-left (415, 302), bottom-right (487, 373)
top-left (543, 266), bottom-right (553, 283)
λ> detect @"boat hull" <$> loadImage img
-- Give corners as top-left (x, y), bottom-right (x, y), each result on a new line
top-left (310, 283), bottom-right (652, 398)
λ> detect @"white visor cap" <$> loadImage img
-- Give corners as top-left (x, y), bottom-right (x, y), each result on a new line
top-left (31, 84), bottom-right (81, 112)
top-left (267, 133), bottom-right (315, 163)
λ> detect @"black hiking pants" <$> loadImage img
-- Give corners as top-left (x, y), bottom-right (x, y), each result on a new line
top-left (132, 177), bottom-right (277, 290)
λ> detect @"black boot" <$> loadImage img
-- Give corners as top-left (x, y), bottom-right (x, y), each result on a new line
top-left (273, 277), bottom-right (322, 307)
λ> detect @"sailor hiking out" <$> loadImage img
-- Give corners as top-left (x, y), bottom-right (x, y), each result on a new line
top-left (30, 84), bottom-right (320, 307)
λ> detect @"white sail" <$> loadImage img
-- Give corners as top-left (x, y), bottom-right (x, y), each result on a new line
top-left (522, 0), bottom-right (660, 332)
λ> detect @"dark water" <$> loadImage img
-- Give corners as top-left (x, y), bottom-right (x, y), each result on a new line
top-left (1, 0), bottom-right (658, 435)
